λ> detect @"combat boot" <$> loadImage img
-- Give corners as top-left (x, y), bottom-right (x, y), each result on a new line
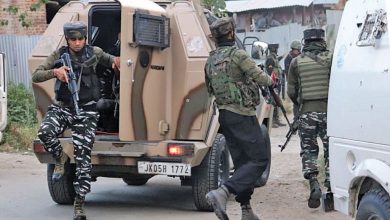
top-left (241, 204), bottom-right (260, 220)
top-left (205, 185), bottom-right (230, 220)
top-left (52, 152), bottom-right (68, 182)
top-left (308, 178), bottom-right (322, 208)
top-left (73, 195), bottom-right (86, 220)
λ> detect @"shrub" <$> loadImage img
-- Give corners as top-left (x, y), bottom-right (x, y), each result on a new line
top-left (0, 82), bottom-right (38, 152)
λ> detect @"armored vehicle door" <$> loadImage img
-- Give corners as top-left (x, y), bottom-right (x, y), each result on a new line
top-left (0, 53), bottom-right (7, 141)
top-left (117, 0), bottom-right (212, 142)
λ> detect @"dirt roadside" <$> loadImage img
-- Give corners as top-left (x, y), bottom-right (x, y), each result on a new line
top-left (0, 115), bottom-right (352, 220)
top-left (231, 115), bottom-right (353, 220)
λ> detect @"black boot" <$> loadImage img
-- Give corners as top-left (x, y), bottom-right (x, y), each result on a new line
top-left (205, 185), bottom-right (230, 220)
top-left (73, 195), bottom-right (86, 220)
top-left (241, 204), bottom-right (260, 220)
top-left (52, 152), bottom-right (68, 182)
top-left (308, 178), bottom-right (322, 208)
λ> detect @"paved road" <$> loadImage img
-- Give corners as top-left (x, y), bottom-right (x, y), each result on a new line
top-left (0, 156), bottom-right (216, 220)
top-left (0, 120), bottom-right (353, 220)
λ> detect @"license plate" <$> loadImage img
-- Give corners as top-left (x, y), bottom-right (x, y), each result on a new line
top-left (137, 161), bottom-right (191, 176)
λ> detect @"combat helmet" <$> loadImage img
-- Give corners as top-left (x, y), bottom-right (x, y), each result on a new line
top-left (303, 28), bottom-right (325, 40)
top-left (210, 17), bottom-right (235, 39)
top-left (290, 40), bottom-right (302, 50)
top-left (64, 21), bottom-right (87, 39)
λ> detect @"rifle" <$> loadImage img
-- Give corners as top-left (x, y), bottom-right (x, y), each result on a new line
top-left (279, 117), bottom-right (299, 152)
top-left (268, 86), bottom-right (291, 126)
top-left (60, 53), bottom-right (80, 115)
top-left (281, 71), bottom-right (286, 100)
top-left (268, 87), bottom-right (298, 152)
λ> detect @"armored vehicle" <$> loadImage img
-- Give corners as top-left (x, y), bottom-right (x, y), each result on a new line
top-left (28, 0), bottom-right (273, 210)
top-left (327, 0), bottom-right (390, 218)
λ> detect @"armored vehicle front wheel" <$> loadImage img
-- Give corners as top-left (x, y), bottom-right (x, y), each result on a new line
top-left (356, 188), bottom-right (390, 220)
top-left (47, 162), bottom-right (76, 204)
top-left (192, 133), bottom-right (230, 211)
top-left (254, 124), bottom-right (271, 187)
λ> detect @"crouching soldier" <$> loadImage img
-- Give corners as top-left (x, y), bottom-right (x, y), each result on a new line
top-left (32, 21), bottom-right (120, 220)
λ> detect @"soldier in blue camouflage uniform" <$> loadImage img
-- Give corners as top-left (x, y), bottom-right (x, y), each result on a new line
top-left (32, 21), bottom-right (120, 220)
top-left (204, 17), bottom-right (274, 220)
top-left (287, 28), bottom-right (332, 209)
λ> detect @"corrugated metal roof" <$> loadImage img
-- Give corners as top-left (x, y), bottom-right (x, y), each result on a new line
top-left (226, 0), bottom-right (338, 13)
top-left (313, 0), bottom-right (338, 4)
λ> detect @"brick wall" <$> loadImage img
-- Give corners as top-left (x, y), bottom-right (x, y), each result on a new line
top-left (0, 0), bottom-right (47, 35)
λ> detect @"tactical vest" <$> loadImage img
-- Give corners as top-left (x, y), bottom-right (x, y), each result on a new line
top-left (55, 45), bottom-right (101, 105)
top-left (207, 46), bottom-right (260, 108)
top-left (297, 51), bottom-right (331, 101)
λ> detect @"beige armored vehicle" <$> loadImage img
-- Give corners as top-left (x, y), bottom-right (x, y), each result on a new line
top-left (28, 0), bottom-right (273, 210)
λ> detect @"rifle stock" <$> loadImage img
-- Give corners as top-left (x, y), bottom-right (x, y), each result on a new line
top-left (60, 53), bottom-right (80, 115)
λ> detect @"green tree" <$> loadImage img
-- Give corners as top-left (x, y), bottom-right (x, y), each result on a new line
top-left (202, 0), bottom-right (227, 17)
top-left (1, 0), bottom-right (48, 28)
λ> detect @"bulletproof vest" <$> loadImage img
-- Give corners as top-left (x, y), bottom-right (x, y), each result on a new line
top-left (297, 51), bottom-right (331, 102)
top-left (206, 46), bottom-right (260, 108)
top-left (55, 45), bottom-right (101, 105)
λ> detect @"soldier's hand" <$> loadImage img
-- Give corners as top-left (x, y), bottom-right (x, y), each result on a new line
top-left (53, 66), bottom-right (69, 83)
top-left (112, 57), bottom-right (120, 71)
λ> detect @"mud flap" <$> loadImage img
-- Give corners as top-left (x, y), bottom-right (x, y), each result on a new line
top-left (321, 192), bottom-right (334, 212)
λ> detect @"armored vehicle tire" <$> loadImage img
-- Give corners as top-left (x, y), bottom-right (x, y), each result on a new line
top-left (47, 162), bottom-right (76, 204)
top-left (356, 188), bottom-right (390, 220)
top-left (254, 124), bottom-right (271, 188)
top-left (122, 177), bottom-right (149, 186)
top-left (192, 133), bottom-right (230, 211)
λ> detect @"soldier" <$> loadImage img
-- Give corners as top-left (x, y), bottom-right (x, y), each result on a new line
top-left (204, 17), bottom-right (274, 220)
top-left (32, 21), bottom-right (120, 220)
top-left (284, 40), bottom-right (302, 119)
top-left (265, 43), bottom-right (285, 128)
top-left (287, 28), bottom-right (332, 209)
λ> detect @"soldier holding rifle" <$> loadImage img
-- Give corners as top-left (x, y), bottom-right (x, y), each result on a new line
top-left (32, 21), bottom-right (119, 220)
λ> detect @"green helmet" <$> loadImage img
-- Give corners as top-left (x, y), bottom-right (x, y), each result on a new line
top-left (290, 40), bottom-right (302, 50)
top-left (210, 17), bottom-right (234, 39)
top-left (63, 21), bottom-right (87, 39)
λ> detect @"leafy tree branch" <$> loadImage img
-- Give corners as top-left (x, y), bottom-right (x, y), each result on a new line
top-left (1, 0), bottom-right (48, 28)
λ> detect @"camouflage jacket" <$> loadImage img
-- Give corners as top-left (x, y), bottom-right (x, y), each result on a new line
top-left (265, 52), bottom-right (282, 79)
top-left (32, 46), bottom-right (114, 83)
top-left (205, 45), bottom-right (273, 116)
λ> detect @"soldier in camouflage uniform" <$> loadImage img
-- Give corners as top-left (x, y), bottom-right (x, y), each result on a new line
top-left (204, 17), bottom-right (274, 220)
top-left (32, 21), bottom-right (120, 220)
top-left (265, 44), bottom-right (286, 128)
top-left (287, 28), bottom-right (332, 209)
top-left (284, 40), bottom-right (302, 119)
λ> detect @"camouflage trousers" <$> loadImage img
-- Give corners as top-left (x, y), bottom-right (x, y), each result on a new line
top-left (37, 104), bottom-right (99, 197)
top-left (298, 112), bottom-right (329, 188)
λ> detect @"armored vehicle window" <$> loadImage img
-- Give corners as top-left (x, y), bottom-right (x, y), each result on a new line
top-left (357, 9), bottom-right (387, 47)
top-left (133, 12), bottom-right (170, 48)
top-left (89, 4), bottom-right (121, 51)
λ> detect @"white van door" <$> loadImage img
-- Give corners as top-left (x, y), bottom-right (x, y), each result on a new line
top-left (0, 53), bottom-right (7, 141)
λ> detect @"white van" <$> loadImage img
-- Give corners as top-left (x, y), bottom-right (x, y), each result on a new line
top-left (327, 0), bottom-right (390, 219)
top-left (0, 52), bottom-right (7, 142)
